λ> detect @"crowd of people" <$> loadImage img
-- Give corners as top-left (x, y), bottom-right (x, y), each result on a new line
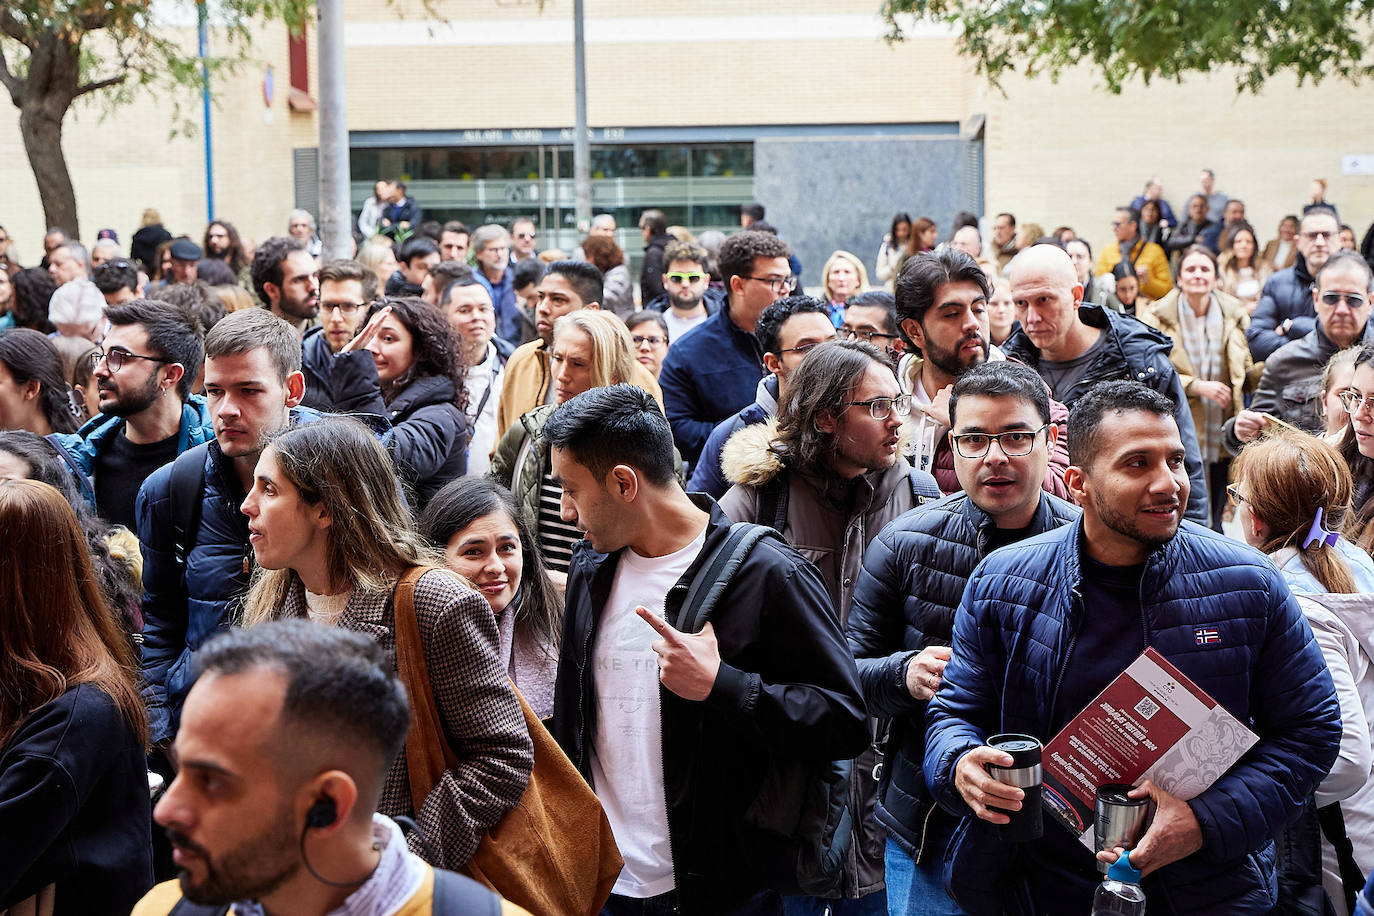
top-left (2, 165), bottom-right (1374, 916)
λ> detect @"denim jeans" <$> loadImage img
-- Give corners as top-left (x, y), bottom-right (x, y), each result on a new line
top-left (883, 837), bottom-right (964, 916)
top-left (780, 890), bottom-right (887, 916)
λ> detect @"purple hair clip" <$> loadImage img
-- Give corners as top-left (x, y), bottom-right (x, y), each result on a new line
top-left (1302, 507), bottom-right (1341, 550)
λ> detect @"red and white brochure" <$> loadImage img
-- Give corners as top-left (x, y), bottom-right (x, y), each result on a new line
top-left (1039, 647), bottom-right (1258, 849)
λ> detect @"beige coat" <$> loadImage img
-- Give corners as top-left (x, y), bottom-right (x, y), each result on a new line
top-left (1138, 289), bottom-right (1257, 434)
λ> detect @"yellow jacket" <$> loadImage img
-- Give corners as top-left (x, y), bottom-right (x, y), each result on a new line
top-left (494, 337), bottom-right (664, 441)
top-left (1095, 237), bottom-right (1174, 300)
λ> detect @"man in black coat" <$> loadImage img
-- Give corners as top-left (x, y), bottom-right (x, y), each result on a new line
top-left (547, 385), bottom-right (869, 916)
top-left (1247, 206), bottom-right (1342, 361)
top-left (847, 361), bottom-right (1079, 915)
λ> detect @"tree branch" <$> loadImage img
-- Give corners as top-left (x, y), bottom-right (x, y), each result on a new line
top-left (0, 42), bottom-right (21, 105)
top-left (74, 73), bottom-right (126, 98)
top-left (0, 8), bottom-right (27, 44)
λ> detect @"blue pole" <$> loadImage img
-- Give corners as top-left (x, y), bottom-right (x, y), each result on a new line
top-left (198, 2), bottom-right (215, 221)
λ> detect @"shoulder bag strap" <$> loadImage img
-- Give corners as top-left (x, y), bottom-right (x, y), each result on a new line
top-left (169, 442), bottom-right (211, 565)
top-left (754, 470), bottom-right (790, 533)
top-left (430, 866), bottom-right (502, 916)
top-left (391, 566), bottom-right (459, 815)
top-left (1317, 801), bottom-right (1365, 914)
top-left (676, 522), bottom-right (772, 634)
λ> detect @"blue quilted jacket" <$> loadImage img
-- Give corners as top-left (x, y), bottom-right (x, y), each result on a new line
top-left (924, 518), bottom-right (1341, 915)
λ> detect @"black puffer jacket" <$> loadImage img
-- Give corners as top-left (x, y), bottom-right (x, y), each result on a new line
top-left (1000, 303), bottom-right (1208, 523)
top-left (1247, 255), bottom-right (1317, 361)
top-left (846, 491), bottom-right (1079, 858)
top-left (299, 327), bottom-right (390, 414)
top-left (551, 496), bottom-right (870, 915)
top-left (354, 373), bottom-right (467, 508)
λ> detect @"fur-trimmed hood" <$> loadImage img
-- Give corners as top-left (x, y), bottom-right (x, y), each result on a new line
top-left (720, 417), bottom-right (784, 488)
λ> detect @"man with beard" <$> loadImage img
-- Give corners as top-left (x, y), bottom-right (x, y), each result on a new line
top-left (1001, 244), bottom-right (1208, 522)
top-left (300, 259), bottom-right (383, 414)
top-left (644, 240), bottom-right (722, 341)
top-left (203, 220), bottom-right (249, 277)
top-left (250, 236), bottom-right (319, 337)
top-left (924, 381), bottom-right (1340, 915)
top-left (719, 340), bottom-right (939, 914)
top-left (133, 621), bottom-right (525, 916)
top-left (896, 248), bottom-right (1071, 497)
top-left (52, 299), bottom-right (209, 529)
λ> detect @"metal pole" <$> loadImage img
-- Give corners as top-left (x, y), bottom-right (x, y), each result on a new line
top-left (316, 0), bottom-right (351, 260)
top-left (197, 2), bottom-right (214, 222)
top-left (572, 0), bottom-right (591, 228)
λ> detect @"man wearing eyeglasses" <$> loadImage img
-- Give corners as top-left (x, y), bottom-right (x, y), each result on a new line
top-left (719, 338), bottom-right (940, 914)
top-left (644, 240), bottom-right (722, 342)
top-left (1226, 249), bottom-right (1374, 452)
top-left (300, 259), bottom-right (383, 414)
top-left (52, 299), bottom-right (210, 529)
top-left (509, 216), bottom-right (538, 263)
top-left (1249, 206), bottom-right (1343, 361)
top-left (840, 291), bottom-right (905, 362)
top-left (897, 248), bottom-right (1071, 499)
top-left (848, 360), bottom-right (1080, 916)
top-left (659, 230), bottom-right (794, 466)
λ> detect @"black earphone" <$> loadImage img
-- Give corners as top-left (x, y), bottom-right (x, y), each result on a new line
top-left (306, 798), bottom-right (337, 830)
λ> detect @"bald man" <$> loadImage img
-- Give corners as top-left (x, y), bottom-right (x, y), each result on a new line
top-left (999, 245), bottom-right (1209, 523)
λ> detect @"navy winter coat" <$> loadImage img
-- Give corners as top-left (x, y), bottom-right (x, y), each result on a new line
top-left (1248, 255), bottom-right (1317, 361)
top-left (687, 374), bottom-right (777, 499)
top-left (658, 304), bottom-right (765, 465)
top-left (845, 490), bottom-right (1079, 858)
top-left (137, 407), bottom-right (322, 745)
top-left (924, 518), bottom-right (1341, 915)
top-left (300, 327), bottom-right (392, 415)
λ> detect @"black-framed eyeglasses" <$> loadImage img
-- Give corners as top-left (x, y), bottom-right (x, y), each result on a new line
top-left (1337, 390), bottom-right (1374, 416)
top-left (631, 334), bottom-right (666, 347)
top-left (92, 347), bottom-right (174, 373)
top-left (745, 275), bottom-right (798, 295)
top-left (1321, 291), bottom-right (1369, 310)
top-left (323, 300), bottom-right (368, 314)
top-left (838, 327), bottom-right (899, 344)
top-left (1226, 482), bottom-right (1246, 506)
top-left (841, 394), bottom-right (913, 421)
top-left (950, 425), bottom-right (1050, 459)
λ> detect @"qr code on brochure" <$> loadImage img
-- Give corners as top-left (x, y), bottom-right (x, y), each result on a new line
top-left (1134, 696), bottom-right (1160, 720)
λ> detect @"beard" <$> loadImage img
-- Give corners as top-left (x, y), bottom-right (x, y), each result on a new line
top-left (668, 286), bottom-right (705, 311)
top-left (99, 372), bottom-right (161, 418)
top-left (924, 329), bottom-right (988, 379)
top-left (167, 813), bottom-right (299, 906)
top-left (1091, 489), bottom-right (1181, 553)
top-left (279, 291), bottom-right (319, 321)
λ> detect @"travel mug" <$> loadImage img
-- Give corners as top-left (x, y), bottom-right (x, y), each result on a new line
top-left (986, 733), bottom-right (1044, 842)
top-left (1094, 783), bottom-right (1150, 874)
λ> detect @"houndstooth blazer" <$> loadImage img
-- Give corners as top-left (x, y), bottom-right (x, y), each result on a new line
top-left (281, 569), bottom-right (534, 868)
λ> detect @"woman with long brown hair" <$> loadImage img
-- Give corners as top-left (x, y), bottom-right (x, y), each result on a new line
top-left (0, 479), bottom-right (152, 915)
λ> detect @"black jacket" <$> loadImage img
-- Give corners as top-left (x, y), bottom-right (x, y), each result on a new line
top-left (846, 491), bottom-right (1080, 858)
top-left (354, 374), bottom-right (467, 508)
top-left (551, 496), bottom-right (870, 914)
top-left (0, 683), bottom-right (153, 916)
top-left (639, 233), bottom-right (675, 305)
top-left (1247, 256), bottom-right (1317, 362)
top-left (1000, 303), bottom-right (1209, 523)
top-left (300, 327), bottom-right (392, 414)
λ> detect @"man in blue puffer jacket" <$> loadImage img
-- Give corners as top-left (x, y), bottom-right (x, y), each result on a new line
top-left (925, 380), bottom-right (1341, 915)
top-left (137, 309), bottom-right (321, 747)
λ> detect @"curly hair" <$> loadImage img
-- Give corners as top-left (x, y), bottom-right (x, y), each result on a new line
top-left (717, 230), bottom-right (790, 288)
top-left (771, 339), bottom-right (890, 471)
top-left (366, 297), bottom-right (468, 413)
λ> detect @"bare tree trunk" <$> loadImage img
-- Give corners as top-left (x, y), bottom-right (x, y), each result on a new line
top-left (19, 103), bottom-right (78, 239)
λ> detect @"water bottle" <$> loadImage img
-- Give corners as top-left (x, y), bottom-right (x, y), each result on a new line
top-left (1092, 849), bottom-right (1146, 915)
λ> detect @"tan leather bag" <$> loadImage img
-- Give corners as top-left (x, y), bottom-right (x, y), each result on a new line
top-left (392, 567), bottom-right (623, 916)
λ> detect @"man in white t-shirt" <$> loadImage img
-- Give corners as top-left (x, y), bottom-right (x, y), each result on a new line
top-left (545, 385), bottom-right (870, 916)
top-left (439, 277), bottom-right (514, 475)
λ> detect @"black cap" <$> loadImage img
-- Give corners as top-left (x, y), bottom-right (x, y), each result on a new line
top-left (169, 238), bottom-right (203, 261)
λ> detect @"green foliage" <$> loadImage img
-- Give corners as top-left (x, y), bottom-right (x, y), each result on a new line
top-left (882, 0), bottom-right (1374, 93)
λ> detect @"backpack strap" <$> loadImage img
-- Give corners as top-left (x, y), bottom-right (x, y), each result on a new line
top-left (676, 522), bottom-right (773, 635)
top-left (44, 433), bottom-right (98, 509)
top-left (167, 899), bottom-right (230, 916)
top-left (169, 442), bottom-right (211, 565)
top-left (753, 470), bottom-right (790, 533)
top-left (1318, 802), bottom-right (1365, 914)
top-left (907, 464), bottom-right (942, 505)
top-left (431, 866), bottom-right (502, 916)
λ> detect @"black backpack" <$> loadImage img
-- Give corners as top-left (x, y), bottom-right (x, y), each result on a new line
top-left (167, 865), bottom-right (501, 915)
top-left (166, 442), bottom-right (210, 565)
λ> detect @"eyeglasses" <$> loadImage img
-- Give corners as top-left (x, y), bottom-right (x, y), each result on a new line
top-left (950, 425), bottom-right (1049, 459)
top-left (664, 271), bottom-right (707, 284)
top-left (838, 327), bottom-right (899, 344)
top-left (1226, 483), bottom-right (1246, 506)
top-left (745, 275), bottom-right (798, 295)
top-left (93, 347), bottom-right (175, 373)
top-left (1321, 291), bottom-right (1369, 309)
top-left (323, 300), bottom-right (368, 314)
top-left (1337, 390), bottom-right (1374, 416)
top-left (841, 394), bottom-right (913, 421)
top-left (779, 338), bottom-right (835, 356)
top-left (1302, 230), bottom-right (1338, 242)
top-left (631, 334), bottom-right (666, 347)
